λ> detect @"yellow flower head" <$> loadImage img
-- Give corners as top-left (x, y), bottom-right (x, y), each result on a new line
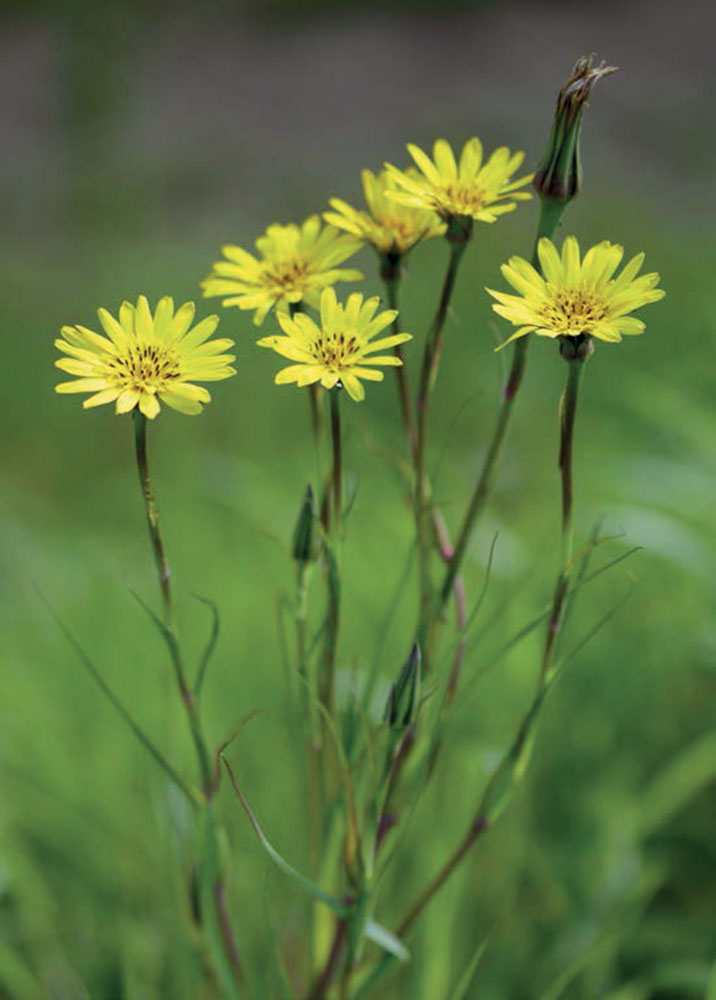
top-left (201, 215), bottom-right (363, 326)
top-left (488, 236), bottom-right (665, 350)
top-left (384, 138), bottom-right (532, 225)
top-left (324, 168), bottom-right (445, 256)
top-left (257, 287), bottom-right (411, 402)
top-left (55, 296), bottom-right (235, 418)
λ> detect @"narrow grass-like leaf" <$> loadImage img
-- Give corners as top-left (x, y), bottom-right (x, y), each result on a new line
top-left (580, 546), bottom-right (643, 588)
top-left (446, 936), bottom-right (489, 1000)
top-left (192, 594), bottom-right (220, 696)
top-left (212, 710), bottom-right (264, 793)
top-left (640, 729), bottom-right (716, 835)
top-left (459, 532), bottom-right (500, 636)
top-left (221, 756), bottom-right (350, 918)
top-left (131, 589), bottom-right (185, 681)
top-left (197, 807), bottom-right (242, 1000)
top-left (43, 596), bottom-right (201, 808)
top-left (559, 587), bottom-right (635, 672)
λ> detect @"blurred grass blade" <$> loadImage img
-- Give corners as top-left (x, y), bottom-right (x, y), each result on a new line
top-left (639, 729), bottom-right (716, 835)
top-left (0, 944), bottom-right (44, 1000)
top-left (131, 589), bottom-right (183, 676)
top-left (707, 960), bottom-right (716, 1000)
top-left (197, 808), bottom-right (242, 1000)
top-left (192, 594), bottom-right (220, 696)
top-left (554, 520), bottom-right (603, 656)
top-left (212, 709), bottom-right (264, 791)
top-left (350, 953), bottom-right (396, 1000)
top-left (221, 755), bottom-right (349, 917)
top-left (43, 597), bottom-right (201, 808)
top-left (581, 546), bottom-right (642, 588)
top-left (446, 936), bottom-right (488, 1000)
top-left (462, 532), bottom-right (500, 634)
top-left (559, 587), bottom-right (635, 672)
top-left (364, 920), bottom-right (409, 961)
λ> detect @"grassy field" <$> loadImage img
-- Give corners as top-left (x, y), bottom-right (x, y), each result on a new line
top-left (3, 171), bottom-right (716, 999)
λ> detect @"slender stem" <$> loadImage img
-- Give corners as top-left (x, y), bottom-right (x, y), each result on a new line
top-left (134, 411), bottom-right (173, 625)
top-left (309, 385), bottom-right (323, 453)
top-left (131, 412), bottom-right (241, 983)
top-left (415, 237), bottom-right (469, 669)
top-left (290, 301), bottom-right (323, 457)
top-left (309, 915), bottom-right (348, 1000)
top-left (381, 253), bottom-right (415, 456)
top-left (558, 357), bottom-right (583, 567)
top-left (397, 814), bottom-right (488, 937)
top-left (432, 509), bottom-right (467, 702)
top-left (330, 389), bottom-right (342, 529)
top-left (132, 412), bottom-right (212, 791)
top-left (213, 878), bottom-right (243, 985)
top-left (438, 199), bottom-right (566, 614)
top-left (320, 388), bottom-right (343, 712)
top-left (539, 355), bottom-right (584, 685)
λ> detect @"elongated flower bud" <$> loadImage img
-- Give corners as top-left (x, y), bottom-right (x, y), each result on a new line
top-left (533, 55), bottom-right (617, 204)
top-left (384, 643), bottom-right (421, 732)
top-left (292, 484), bottom-right (318, 564)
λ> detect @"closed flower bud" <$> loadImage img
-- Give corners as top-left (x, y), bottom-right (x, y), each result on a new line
top-left (292, 484), bottom-right (318, 564)
top-left (384, 643), bottom-right (421, 732)
top-left (533, 55), bottom-right (617, 205)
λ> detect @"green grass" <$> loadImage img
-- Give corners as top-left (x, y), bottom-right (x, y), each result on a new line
top-left (3, 191), bottom-right (716, 999)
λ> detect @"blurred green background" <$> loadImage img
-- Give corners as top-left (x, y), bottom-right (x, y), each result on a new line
top-left (3, 0), bottom-right (716, 997)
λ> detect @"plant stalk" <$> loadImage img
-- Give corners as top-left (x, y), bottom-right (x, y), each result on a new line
top-left (415, 237), bottom-right (468, 669)
top-left (540, 354), bottom-right (585, 685)
top-left (381, 252), bottom-right (415, 455)
top-left (131, 411), bottom-right (241, 986)
top-left (438, 199), bottom-right (565, 614)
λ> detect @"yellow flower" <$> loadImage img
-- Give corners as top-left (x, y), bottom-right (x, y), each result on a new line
top-left (324, 168), bottom-right (445, 255)
top-left (201, 215), bottom-right (363, 325)
top-left (384, 138), bottom-right (532, 225)
top-left (257, 287), bottom-right (411, 402)
top-left (55, 295), bottom-right (235, 418)
top-left (488, 236), bottom-right (665, 349)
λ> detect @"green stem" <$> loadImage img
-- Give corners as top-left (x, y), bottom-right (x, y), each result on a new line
top-left (381, 253), bottom-right (415, 455)
top-left (540, 355), bottom-right (584, 685)
top-left (131, 412), bottom-right (241, 986)
top-left (558, 357), bottom-right (583, 568)
top-left (132, 411), bottom-right (212, 792)
top-left (415, 237), bottom-right (469, 669)
top-left (321, 389), bottom-right (343, 712)
top-left (330, 388), bottom-right (342, 529)
top-left (291, 301), bottom-right (323, 459)
top-left (438, 198), bottom-right (566, 615)
top-left (134, 410), bottom-right (173, 625)
top-left (397, 814), bottom-right (488, 939)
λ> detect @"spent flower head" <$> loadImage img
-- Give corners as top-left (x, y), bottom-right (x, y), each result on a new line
top-left (488, 236), bottom-right (665, 350)
top-left (55, 295), bottom-right (235, 418)
top-left (257, 286), bottom-right (411, 402)
top-left (324, 168), bottom-right (445, 257)
top-left (534, 54), bottom-right (618, 204)
top-left (201, 215), bottom-right (363, 326)
top-left (384, 138), bottom-right (532, 231)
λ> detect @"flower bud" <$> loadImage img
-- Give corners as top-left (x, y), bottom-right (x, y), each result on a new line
top-left (292, 484), bottom-right (318, 564)
top-left (533, 55), bottom-right (617, 205)
top-left (384, 643), bottom-right (421, 732)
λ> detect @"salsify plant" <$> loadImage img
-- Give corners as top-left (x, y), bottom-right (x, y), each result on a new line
top-left (52, 54), bottom-right (667, 998)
